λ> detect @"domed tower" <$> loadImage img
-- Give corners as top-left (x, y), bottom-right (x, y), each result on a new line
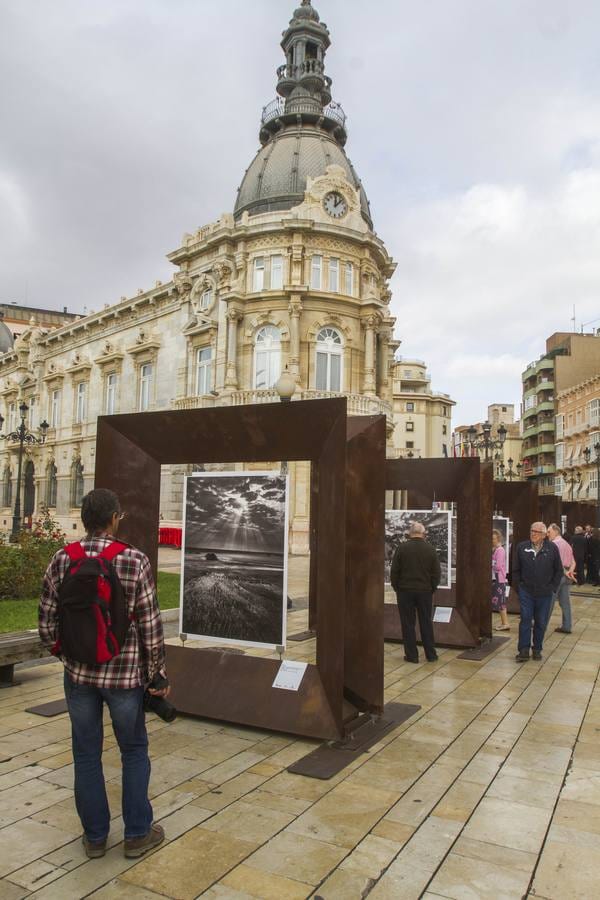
top-left (234, 0), bottom-right (372, 226)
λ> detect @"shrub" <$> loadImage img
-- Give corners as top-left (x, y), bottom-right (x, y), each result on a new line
top-left (0, 506), bottom-right (66, 600)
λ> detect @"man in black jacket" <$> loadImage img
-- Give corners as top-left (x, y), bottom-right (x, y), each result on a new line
top-left (390, 522), bottom-right (441, 663)
top-left (572, 526), bottom-right (587, 585)
top-left (513, 521), bottom-right (563, 662)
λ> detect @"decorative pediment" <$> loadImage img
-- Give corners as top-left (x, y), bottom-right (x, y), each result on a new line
top-left (95, 340), bottom-right (125, 369)
top-left (127, 328), bottom-right (160, 360)
top-left (42, 362), bottom-right (65, 385)
top-left (0, 378), bottom-right (19, 397)
top-left (182, 315), bottom-right (215, 338)
top-left (290, 164), bottom-right (368, 233)
top-left (66, 352), bottom-right (92, 377)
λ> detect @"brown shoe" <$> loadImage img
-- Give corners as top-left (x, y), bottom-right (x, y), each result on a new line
top-left (124, 823), bottom-right (165, 858)
top-left (82, 835), bottom-right (107, 858)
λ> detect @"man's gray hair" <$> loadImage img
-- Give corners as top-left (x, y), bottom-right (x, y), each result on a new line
top-left (548, 523), bottom-right (561, 535)
top-left (409, 521), bottom-right (426, 537)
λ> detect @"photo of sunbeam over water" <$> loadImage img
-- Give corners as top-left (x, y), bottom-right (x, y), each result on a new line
top-left (180, 471), bottom-right (289, 648)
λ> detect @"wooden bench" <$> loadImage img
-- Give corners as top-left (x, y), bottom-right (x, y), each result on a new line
top-left (0, 630), bottom-right (47, 687)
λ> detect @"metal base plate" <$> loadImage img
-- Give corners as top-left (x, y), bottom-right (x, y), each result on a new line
top-left (25, 699), bottom-right (68, 717)
top-left (287, 630), bottom-right (316, 642)
top-left (287, 701), bottom-right (421, 779)
top-left (457, 635), bottom-right (511, 660)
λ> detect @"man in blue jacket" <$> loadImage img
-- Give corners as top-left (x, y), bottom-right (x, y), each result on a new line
top-left (512, 521), bottom-right (563, 662)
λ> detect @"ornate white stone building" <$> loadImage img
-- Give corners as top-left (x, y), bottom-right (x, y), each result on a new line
top-left (0, 0), bottom-right (453, 551)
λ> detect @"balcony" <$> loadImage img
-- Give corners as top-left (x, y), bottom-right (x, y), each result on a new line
top-left (536, 400), bottom-right (555, 413)
top-left (261, 96), bottom-right (346, 130)
top-left (174, 390), bottom-right (393, 419)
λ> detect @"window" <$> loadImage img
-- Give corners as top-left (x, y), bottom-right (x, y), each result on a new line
top-left (105, 373), bottom-right (118, 415)
top-left (46, 462), bottom-right (57, 508)
top-left (443, 425), bottom-right (447, 435)
top-left (502, 406), bottom-right (507, 412)
top-left (590, 469), bottom-right (599, 494)
top-left (50, 390), bottom-right (61, 428)
top-left (254, 326), bottom-right (281, 389)
top-left (196, 347), bottom-right (213, 395)
top-left (311, 255), bottom-right (322, 290)
top-left (555, 414), bottom-right (564, 439)
top-left (406, 421), bottom-right (414, 432)
top-left (406, 441), bottom-right (414, 449)
top-left (2, 467), bottom-right (11, 507)
top-left (7, 402), bottom-right (15, 433)
top-left (525, 395), bottom-right (536, 410)
top-left (555, 443), bottom-right (564, 468)
top-left (315, 327), bottom-right (343, 392)
top-left (253, 257), bottom-right (265, 292)
top-left (406, 402), bottom-right (415, 412)
top-left (75, 382), bottom-right (87, 424)
top-left (139, 363), bottom-right (153, 411)
top-left (590, 399), bottom-right (600, 428)
top-left (28, 397), bottom-right (37, 429)
top-left (270, 255), bottom-right (283, 290)
top-left (344, 262), bottom-right (353, 296)
top-left (70, 459), bottom-right (84, 508)
top-left (328, 258), bottom-right (339, 292)
top-left (404, 370), bottom-right (412, 379)
top-left (554, 475), bottom-right (564, 496)
top-left (200, 288), bottom-right (212, 310)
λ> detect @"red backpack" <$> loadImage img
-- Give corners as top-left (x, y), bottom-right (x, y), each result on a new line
top-left (54, 541), bottom-right (131, 665)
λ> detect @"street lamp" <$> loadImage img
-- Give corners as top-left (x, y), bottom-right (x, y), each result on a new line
top-left (583, 442), bottom-right (600, 527)
top-left (562, 468), bottom-right (581, 502)
top-left (499, 457), bottom-right (522, 482)
top-left (467, 420), bottom-right (507, 461)
top-left (0, 402), bottom-right (49, 539)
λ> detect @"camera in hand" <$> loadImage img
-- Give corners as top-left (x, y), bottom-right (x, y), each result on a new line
top-left (143, 674), bottom-right (177, 722)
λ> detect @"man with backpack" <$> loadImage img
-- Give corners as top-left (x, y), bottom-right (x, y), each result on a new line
top-left (39, 488), bottom-right (169, 860)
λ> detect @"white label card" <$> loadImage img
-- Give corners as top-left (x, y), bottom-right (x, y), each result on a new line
top-left (433, 606), bottom-right (452, 624)
top-left (272, 660), bottom-right (308, 692)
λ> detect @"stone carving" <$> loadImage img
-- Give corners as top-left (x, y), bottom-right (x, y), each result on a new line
top-left (174, 272), bottom-right (194, 299)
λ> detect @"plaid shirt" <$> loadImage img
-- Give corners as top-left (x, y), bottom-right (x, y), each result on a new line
top-left (39, 533), bottom-right (166, 689)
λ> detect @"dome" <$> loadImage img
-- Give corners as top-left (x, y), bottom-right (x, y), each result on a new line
top-left (0, 319), bottom-right (14, 355)
top-left (234, 126), bottom-right (372, 226)
top-left (293, 1), bottom-right (320, 22)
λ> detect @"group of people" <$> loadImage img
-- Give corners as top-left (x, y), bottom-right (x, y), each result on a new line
top-left (391, 516), bottom-right (597, 665)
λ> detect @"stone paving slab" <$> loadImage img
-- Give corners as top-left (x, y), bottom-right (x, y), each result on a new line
top-left (2, 560), bottom-right (600, 897)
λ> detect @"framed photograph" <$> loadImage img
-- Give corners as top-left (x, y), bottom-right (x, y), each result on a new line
top-left (180, 471), bottom-right (289, 649)
top-left (385, 509), bottom-right (452, 589)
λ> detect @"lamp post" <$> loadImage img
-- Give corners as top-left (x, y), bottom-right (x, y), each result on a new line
top-left (583, 442), bottom-right (600, 527)
top-left (467, 420), bottom-right (507, 461)
top-left (499, 457), bottom-right (522, 482)
top-left (0, 402), bottom-right (49, 539)
top-left (562, 468), bottom-right (581, 503)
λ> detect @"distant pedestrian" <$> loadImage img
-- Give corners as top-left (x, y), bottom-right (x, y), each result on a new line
top-left (572, 526), bottom-right (587, 585)
top-left (513, 521), bottom-right (562, 662)
top-left (547, 523), bottom-right (576, 634)
top-left (492, 529), bottom-right (510, 631)
top-left (585, 524), bottom-right (594, 582)
top-left (391, 521), bottom-right (441, 663)
top-left (590, 528), bottom-right (600, 586)
top-left (39, 489), bottom-right (169, 860)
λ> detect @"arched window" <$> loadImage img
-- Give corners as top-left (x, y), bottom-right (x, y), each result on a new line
top-left (70, 460), bottom-right (84, 509)
top-left (315, 327), bottom-right (343, 392)
top-left (46, 462), bottom-right (57, 508)
top-left (2, 466), bottom-right (12, 508)
top-left (254, 326), bottom-right (281, 389)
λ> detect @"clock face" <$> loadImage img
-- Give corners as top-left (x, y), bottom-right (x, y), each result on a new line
top-left (323, 191), bottom-right (348, 219)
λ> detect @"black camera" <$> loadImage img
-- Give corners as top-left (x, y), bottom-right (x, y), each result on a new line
top-left (143, 674), bottom-right (177, 723)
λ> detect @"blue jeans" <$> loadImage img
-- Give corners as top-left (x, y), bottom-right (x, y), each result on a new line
top-left (552, 575), bottom-right (572, 632)
top-left (518, 588), bottom-right (553, 655)
top-left (64, 673), bottom-right (153, 842)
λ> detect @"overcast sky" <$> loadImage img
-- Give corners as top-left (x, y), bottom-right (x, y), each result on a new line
top-left (2, 0), bottom-right (600, 426)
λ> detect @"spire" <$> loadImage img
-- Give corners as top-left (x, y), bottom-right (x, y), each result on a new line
top-left (259, 0), bottom-right (347, 147)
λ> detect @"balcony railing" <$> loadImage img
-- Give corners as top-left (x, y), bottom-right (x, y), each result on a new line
top-left (173, 390), bottom-right (392, 418)
top-left (261, 97), bottom-right (346, 128)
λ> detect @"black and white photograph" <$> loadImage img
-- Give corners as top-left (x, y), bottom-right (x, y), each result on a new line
top-left (385, 509), bottom-right (452, 589)
top-left (180, 472), bottom-right (289, 649)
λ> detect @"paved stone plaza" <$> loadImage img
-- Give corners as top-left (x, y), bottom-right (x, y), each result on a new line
top-left (2, 557), bottom-right (600, 899)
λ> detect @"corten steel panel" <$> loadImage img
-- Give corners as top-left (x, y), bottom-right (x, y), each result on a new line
top-left (94, 398), bottom-right (348, 740)
top-left (384, 459), bottom-right (493, 649)
top-left (539, 495), bottom-right (562, 529)
top-left (344, 416), bottom-right (386, 714)
top-left (166, 647), bottom-right (340, 739)
top-left (494, 481), bottom-right (538, 615)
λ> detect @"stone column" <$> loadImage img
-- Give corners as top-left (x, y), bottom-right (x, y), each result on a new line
top-left (288, 298), bottom-right (302, 384)
top-left (363, 315), bottom-right (377, 396)
top-left (378, 329), bottom-right (390, 400)
top-left (224, 307), bottom-right (242, 390)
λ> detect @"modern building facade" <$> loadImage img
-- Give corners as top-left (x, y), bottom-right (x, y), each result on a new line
top-left (0, 1), bottom-right (455, 550)
top-left (521, 332), bottom-right (600, 495)
top-left (390, 358), bottom-right (454, 459)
